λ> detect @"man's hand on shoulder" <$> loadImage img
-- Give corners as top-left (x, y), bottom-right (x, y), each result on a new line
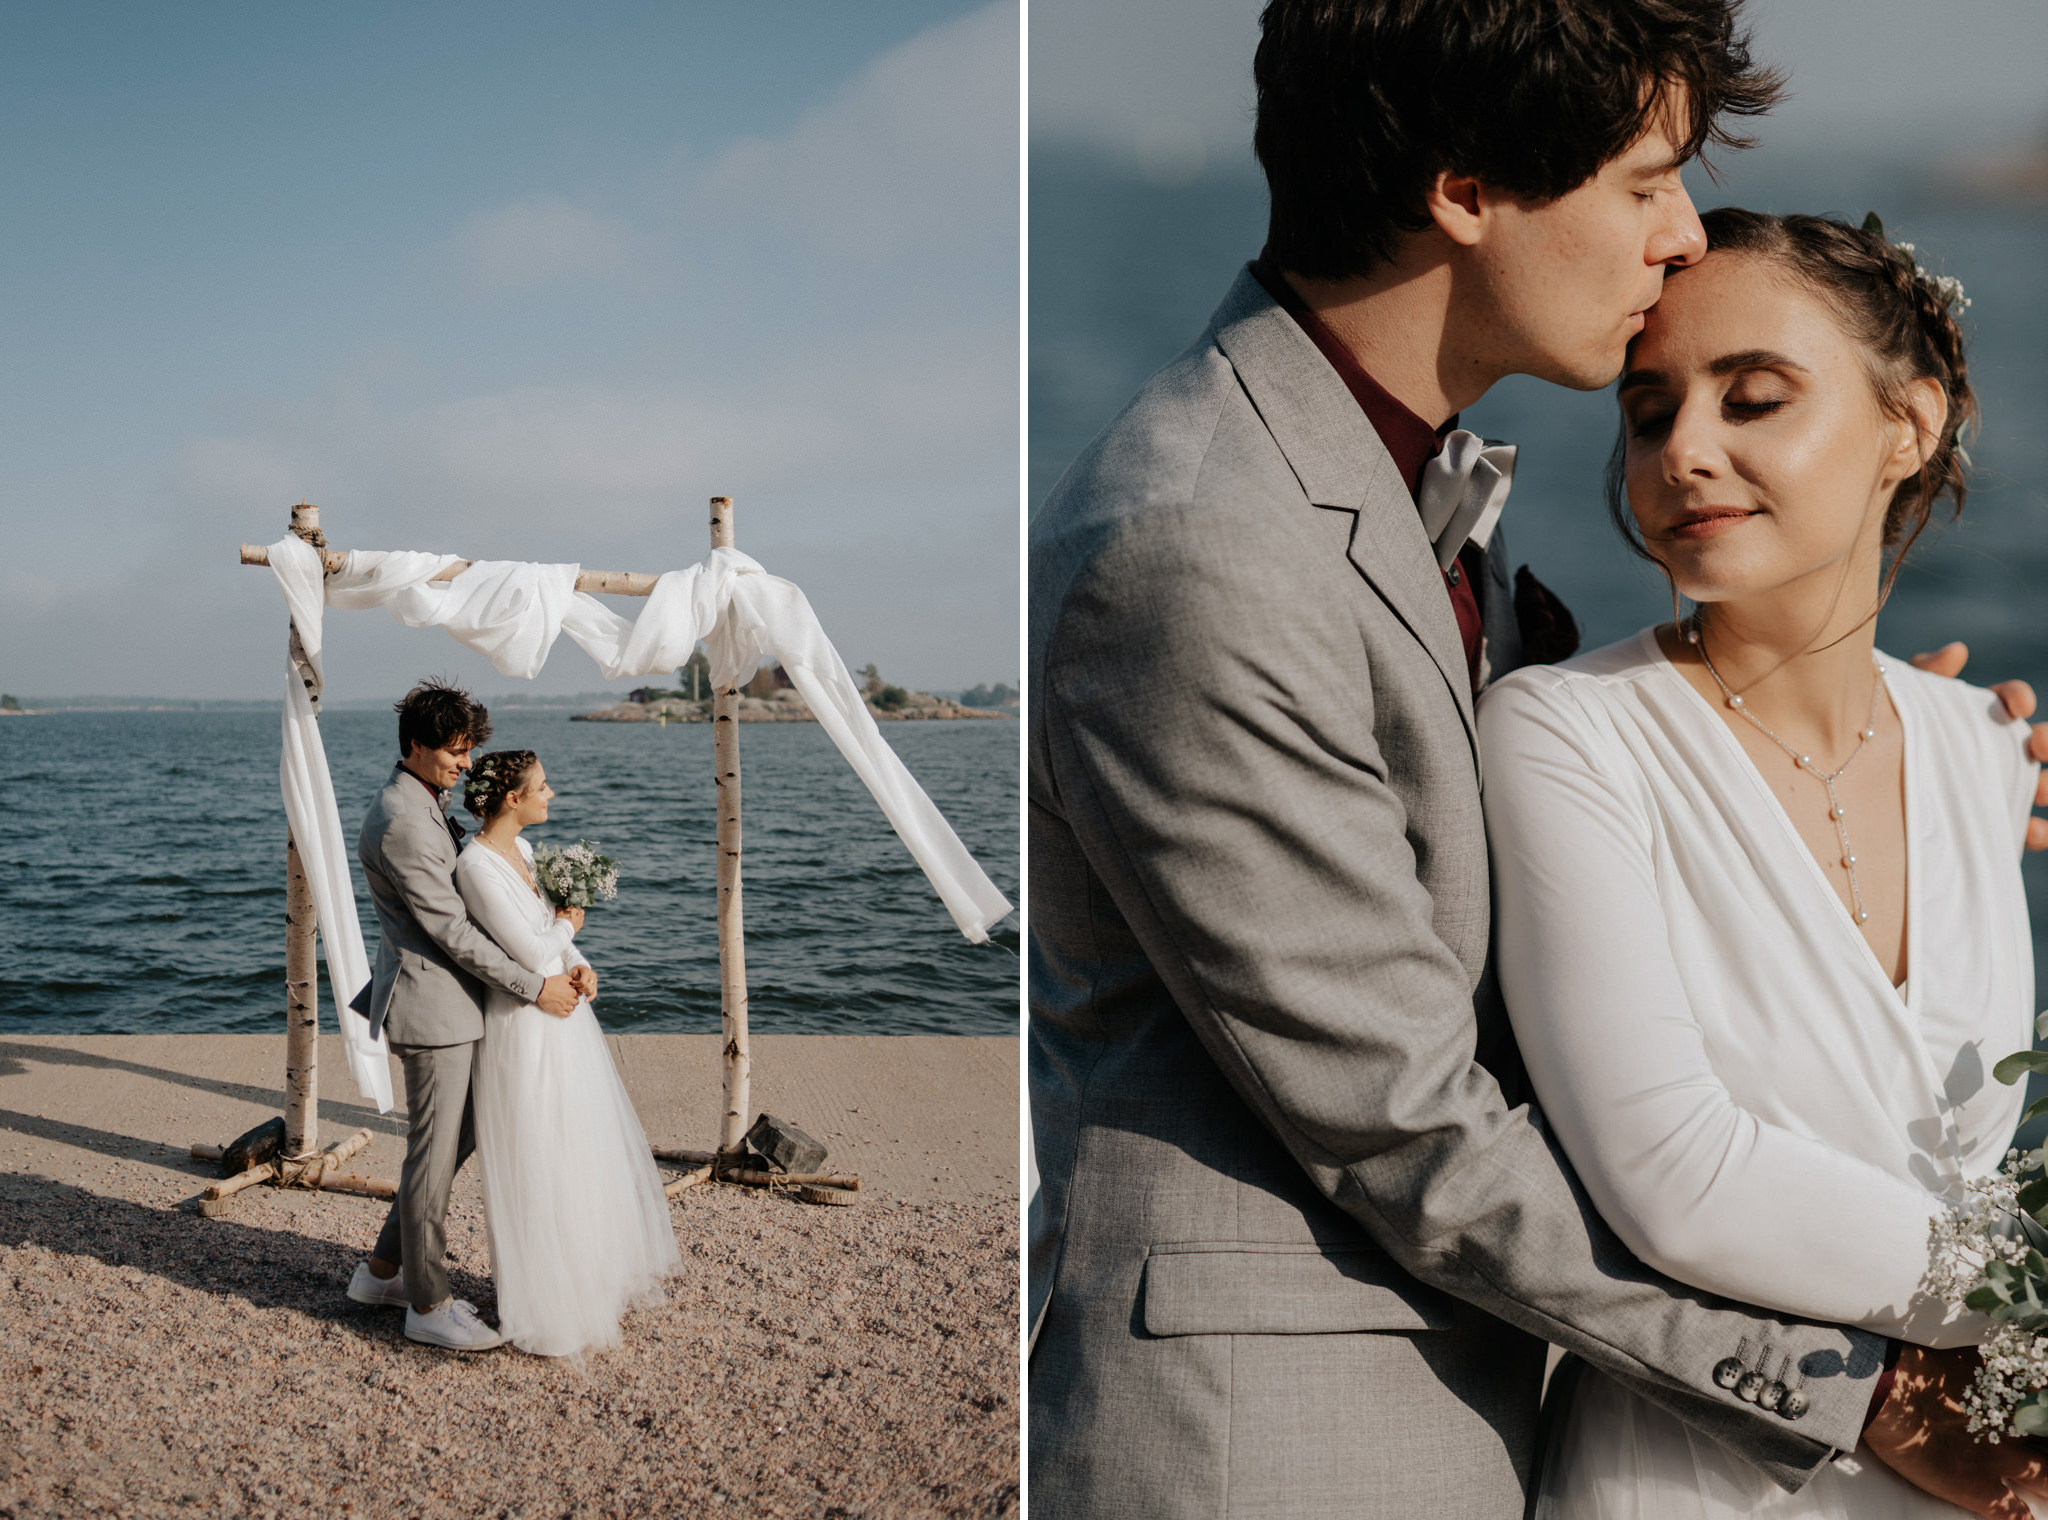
top-left (1911, 642), bottom-right (2048, 850)
top-left (536, 976), bottom-right (579, 1019)
top-left (1863, 1344), bottom-right (2046, 1518)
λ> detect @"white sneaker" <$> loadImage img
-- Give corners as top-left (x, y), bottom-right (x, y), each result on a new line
top-left (404, 1298), bottom-right (502, 1351)
top-left (346, 1261), bottom-right (409, 1308)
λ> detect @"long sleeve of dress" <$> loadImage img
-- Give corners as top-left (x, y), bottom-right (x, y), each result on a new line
top-left (456, 849), bottom-right (578, 980)
top-left (1477, 673), bottom-right (1972, 1347)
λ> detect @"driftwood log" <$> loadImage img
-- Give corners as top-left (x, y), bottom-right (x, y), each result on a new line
top-left (652, 1143), bottom-right (862, 1203)
top-left (796, 1184), bottom-right (858, 1207)
top-left (663, 1164), bottom-right (714, 1198)
top-left (197, 1127), bottom-right (392, 1217)
top-left (723, 1169), bottom-right (861, 1191)
top-left (238, 542), bottom-right (664, 598)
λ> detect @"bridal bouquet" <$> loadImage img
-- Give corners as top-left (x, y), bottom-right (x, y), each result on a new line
top-left (1928, 1013), bottom-right (2048, 1440)
top-left (531, 840), bottom-right (620, 910)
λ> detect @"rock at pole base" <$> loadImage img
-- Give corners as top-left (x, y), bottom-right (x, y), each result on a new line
top-left (744, 1112), bottom-right (828, 1175)
top-left (220, 1116), bottom-right (286, 1179)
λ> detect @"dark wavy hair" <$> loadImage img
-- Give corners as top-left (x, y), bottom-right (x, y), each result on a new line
top-left (463, 749), bottom-right (540, 821)
top-left (1605, 208), bottom-right (1977, 599)
top-left (394, 678), bottom-right (492, 759)
top-left (1254, 0), bottom-right (1784, 279)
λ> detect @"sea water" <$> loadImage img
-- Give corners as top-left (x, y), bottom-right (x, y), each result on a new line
top-left (0, 710), bottom-right (1019, 1036)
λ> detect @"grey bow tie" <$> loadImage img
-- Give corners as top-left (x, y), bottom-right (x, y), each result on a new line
top-left (1417, 430), bottom-right (1516, 572)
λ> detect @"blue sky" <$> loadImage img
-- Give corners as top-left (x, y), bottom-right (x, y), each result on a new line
top-left (0, 0), bottom-right (1018, 699)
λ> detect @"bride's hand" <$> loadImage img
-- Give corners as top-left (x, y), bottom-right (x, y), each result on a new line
top-left (1864, 1344), bottom-right (2048, 1518)
top-left (555, 905), bottom-right (586, 933)
top-left (569, 965), bottom-right (597, 1002)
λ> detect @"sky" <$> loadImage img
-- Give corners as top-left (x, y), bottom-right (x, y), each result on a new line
top-left (1031, 0), bottom-right (2048, 176)
top-left (0, 0), bottom-right (1019, 700)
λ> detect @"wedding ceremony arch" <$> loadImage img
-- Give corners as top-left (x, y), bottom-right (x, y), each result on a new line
top-left (198, 498), bottom-right (1012, 1216)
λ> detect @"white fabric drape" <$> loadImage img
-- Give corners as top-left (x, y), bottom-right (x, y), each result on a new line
top-left (559, 548), bottom-right (1014, 942)
top-left (268, 536), bottom-right (398, 1113)
top-left (266, 536), bottom-right (1013, 1104)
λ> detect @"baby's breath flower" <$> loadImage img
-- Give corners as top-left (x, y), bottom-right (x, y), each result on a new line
top-left (1925, 1144), bottom-right (2048, 1440)
top-left (532, 839), bottom-right (620, 909)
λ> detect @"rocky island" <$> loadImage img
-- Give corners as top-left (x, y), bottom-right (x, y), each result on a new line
top-left (571, 663), bottom-right (1015, 724)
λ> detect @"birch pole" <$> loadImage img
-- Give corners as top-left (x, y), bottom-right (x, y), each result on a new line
top-left (283, 836), bottom-right (319, 1154)
top-left (282, 501), bottom-right (323, 1157)
top-left (711, 495), bottom-right (751, 1157)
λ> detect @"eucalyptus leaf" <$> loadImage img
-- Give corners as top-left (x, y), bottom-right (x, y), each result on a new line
top-left (2014, 1399), bottom-right (2048, 1438)
top-left (1968, 1285), bottom-right (2008, 1314)
top-left (2023, 1093), bottom-right (2048, 1124)
top-left (1993, 1050), bottom-right (2048, 1085)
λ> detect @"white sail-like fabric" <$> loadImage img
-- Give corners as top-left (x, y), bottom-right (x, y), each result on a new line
top-left (266, 537), bottom-right (1013, 1105)
top-left (267, 535), bottom-right (412, 1113)
top-left (561, 548), bottom-right (1013, 940)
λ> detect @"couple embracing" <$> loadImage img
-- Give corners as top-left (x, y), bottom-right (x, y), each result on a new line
top-left (1031, 1), bottom-right (2048, 1516)
top-left (344, 680), bottom-right (678, 1358)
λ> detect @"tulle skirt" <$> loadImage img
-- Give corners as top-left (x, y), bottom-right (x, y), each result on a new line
top-left (473, 993), bottom-right (682, 1358)
top-left (1535, 1362), bottom-right (1972, 1519)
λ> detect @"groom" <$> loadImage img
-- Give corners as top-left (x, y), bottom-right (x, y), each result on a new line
top-left (343, 679), bottom-right (584, 1351)
top-left (1029, 1), bottom-right (2048, 1515)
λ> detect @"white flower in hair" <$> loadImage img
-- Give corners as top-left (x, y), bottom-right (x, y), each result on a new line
top-left (1862, 213), bottom-right (1971, 313)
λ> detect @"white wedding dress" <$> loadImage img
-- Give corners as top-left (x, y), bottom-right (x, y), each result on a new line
top-left (455, 837), bottom-right (682, 1358)
top-left (1478, 632), bottom-right (2039, 1519)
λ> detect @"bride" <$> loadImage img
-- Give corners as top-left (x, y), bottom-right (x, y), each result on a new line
top-left (1479, 209), bottom-right (2040, 1518)
top-left (456, 748), bottom-right (681, 1357)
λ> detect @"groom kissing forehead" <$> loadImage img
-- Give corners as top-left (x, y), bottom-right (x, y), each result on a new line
top-left (1254, 0), bottom-right (1779, 415)
top-left (1024, 2), bottom-right (1992, 1517)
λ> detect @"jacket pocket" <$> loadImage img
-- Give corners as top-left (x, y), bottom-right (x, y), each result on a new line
top-left (1141, 1241), bottom-right (1455, 1337)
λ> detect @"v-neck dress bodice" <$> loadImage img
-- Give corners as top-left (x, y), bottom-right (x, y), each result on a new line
top-left (1479, 632), bottom-right (2037, 1518)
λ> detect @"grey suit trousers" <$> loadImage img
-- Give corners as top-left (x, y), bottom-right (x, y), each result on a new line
top-left (371, 1040), bottom-right (478, 1310)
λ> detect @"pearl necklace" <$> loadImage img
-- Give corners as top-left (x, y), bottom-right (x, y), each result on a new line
top-left (1687, 617), bottom-right (1884, 926)
top-left (479, 830), bottom-right (537, 893)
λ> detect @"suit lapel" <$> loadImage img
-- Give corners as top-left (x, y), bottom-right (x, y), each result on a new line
top-left (393, 765), bottom-right (461, 851)
top-left (1208, 267), bottom-right (1478, 755)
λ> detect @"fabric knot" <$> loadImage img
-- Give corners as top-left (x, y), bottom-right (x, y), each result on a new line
top-left (1417, 429), bottom-right (1516, 572)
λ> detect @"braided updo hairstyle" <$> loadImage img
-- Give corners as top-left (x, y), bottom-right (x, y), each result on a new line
top-left (1608, 208), bottom-right (1976, 590)
top-left (463, 749), bottom-right (540, 821)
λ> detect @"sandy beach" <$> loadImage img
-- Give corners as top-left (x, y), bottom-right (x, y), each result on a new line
top-left (0, 1032), bottom-right (1020, 1519)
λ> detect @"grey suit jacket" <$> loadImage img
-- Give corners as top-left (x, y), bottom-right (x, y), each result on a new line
top-left (1027, 267), bottom-right (1888, 1518)
top-left (353, 766), bottom-right (545, 1048)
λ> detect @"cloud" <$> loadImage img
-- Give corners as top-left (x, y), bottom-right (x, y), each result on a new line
top-left (450, 196), bottom-right (641, 295)
top-left (1029, 0), bottom-right (1257, 162)
top-left (700, 0), bottom-right (1018, 262)
top-left (173, 319), bottom-right (1013, 542)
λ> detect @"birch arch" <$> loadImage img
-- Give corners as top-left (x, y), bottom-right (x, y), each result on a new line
top-left (196, 498), bottom-right (1011, 1216)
